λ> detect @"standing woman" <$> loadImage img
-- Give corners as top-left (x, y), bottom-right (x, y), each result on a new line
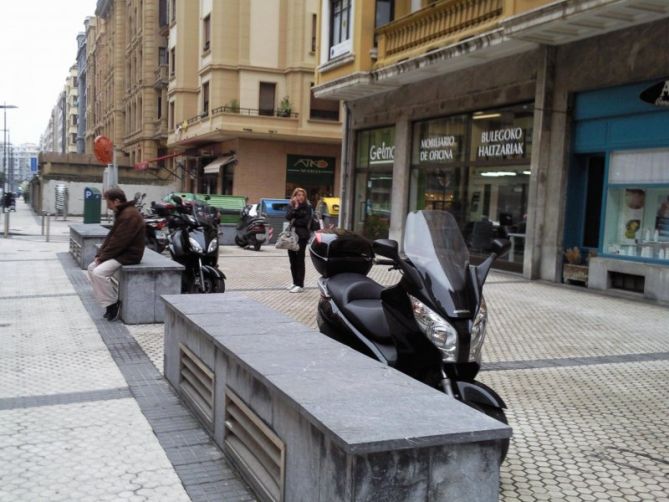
top-left (286, 187), bottom-right (311, 293)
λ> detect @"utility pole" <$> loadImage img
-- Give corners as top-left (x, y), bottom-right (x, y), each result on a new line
top-left (1, 103), bottom-right (18, 192)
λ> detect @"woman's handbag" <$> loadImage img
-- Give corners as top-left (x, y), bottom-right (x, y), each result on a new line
top-left (275, 222), bottom-right (300, 251)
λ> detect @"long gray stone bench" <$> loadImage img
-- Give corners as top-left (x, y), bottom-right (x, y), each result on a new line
top-left (162, 293), bottom-right (511, 502)
top-left (69, 223), bottom-right (109, 269)
top-left (116, 248), bottom-right (184, 324)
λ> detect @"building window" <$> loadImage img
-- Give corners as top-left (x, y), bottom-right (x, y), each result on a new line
top-left (73, 76), bottom-right (78, 87)
top-left (157, 95), bottom-right (162, 119)
top-left (330, 0), bottom-right (351, 52)
top-left (202, 82), bottom-right (210, 116)
top-left (375, 0), bottom-right (394, 28)
top-left (169, 48), bottom-right (175, 77)
top-left (259, 82), bottom-right (276, 116)
top-left (170, 0), bottom-right (176, 23)
top-left (159, 47), bottom-right (168, 65)
top-left (169, 100), bottom-right (175, 129)
top-left (311, 13), bottom-right (317, 53)
top-left (309, 83), bottom-right (339, 121)
top-left (203, 15), bottom-right (211, 51)
top-left (159, 0), bottom-right (168, 27)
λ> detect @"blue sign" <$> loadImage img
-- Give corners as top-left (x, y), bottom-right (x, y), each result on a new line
top-left (30, 157), bottom-right (37, 172)
top-left (85, 188), bottom-right (93, 199)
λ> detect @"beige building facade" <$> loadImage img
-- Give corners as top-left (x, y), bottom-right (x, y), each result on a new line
top-left (167, 0), bottom-right (342, 204)
top-left (88, 0), bottom-right (170, 173)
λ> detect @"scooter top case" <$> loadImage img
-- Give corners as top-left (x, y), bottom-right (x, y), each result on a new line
top-left (310, 228), bottom-right (374, 278)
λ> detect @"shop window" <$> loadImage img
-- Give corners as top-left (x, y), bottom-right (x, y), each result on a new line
top-left (354, 127), bottom-right (395, 239)
top-left (602, 148), bottom-right (669, 262)
top-left (222, 163), bottom-right (234, 195)
top-left (259, 82), bottom-right (276, 116)
top-left (310, 83), bottom-right (339, 121)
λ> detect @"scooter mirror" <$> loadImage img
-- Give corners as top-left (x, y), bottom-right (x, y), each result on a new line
top-left (172, 195), bottom-right (183, 205)
top-left (491, 238), bottom-right (511, 257)
top-left (373, 239), bottom-right (399, 260)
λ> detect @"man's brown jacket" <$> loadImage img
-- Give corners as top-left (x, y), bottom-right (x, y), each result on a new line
top-left (97, 201), bottom-right (145, 264)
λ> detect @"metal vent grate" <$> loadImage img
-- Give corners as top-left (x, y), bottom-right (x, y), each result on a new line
top-left (224, 388), bottom-right (285, 502)
top-left (179, 344), bottom-right (214, 424)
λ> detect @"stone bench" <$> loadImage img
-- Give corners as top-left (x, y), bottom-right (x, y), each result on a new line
top-left (115, 248), bottom-right (184, 324)
top-left (69, 223), bottom-right (109, 269)
top-left (162, 293), bottom-right (511, 502)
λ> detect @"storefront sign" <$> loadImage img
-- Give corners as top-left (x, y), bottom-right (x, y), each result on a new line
top-left (369, 142), bottom-right (395, 165)
top-left (419, 135), bottom-right (458, 162)
top-left (286, 154), bottom-right (335, 175)
top-left (476, 127), bottom-right (526, 159)
top-left (640, 80), bottom-right (669, 107)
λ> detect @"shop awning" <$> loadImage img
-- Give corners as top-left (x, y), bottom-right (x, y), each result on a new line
top-left (203, 155), bottom-right (236, 174)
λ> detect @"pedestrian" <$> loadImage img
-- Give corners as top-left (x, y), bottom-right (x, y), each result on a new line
top-left (285, 187), bottom-right (312, 293)
top-left (87, 187), bottom-right (145, 321)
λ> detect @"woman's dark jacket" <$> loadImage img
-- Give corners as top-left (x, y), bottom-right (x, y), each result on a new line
top-left (97, 201), bottom-right (146, 264)
top-left (286, 202), bottom-right (312, 241)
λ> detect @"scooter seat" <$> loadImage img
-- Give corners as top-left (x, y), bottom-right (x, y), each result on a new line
top-left (327, 273), bottom-right (393, 345)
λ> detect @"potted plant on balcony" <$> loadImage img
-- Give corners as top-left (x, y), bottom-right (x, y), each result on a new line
top-left (278, 96), bottom-right (292, 117)
top-left (562, 247), bottom-right (590, 285)
top-left (226, 99), bottom-right (240, 114)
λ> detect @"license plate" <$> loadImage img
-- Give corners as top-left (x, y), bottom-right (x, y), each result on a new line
top-left (256, 233), bottom-right (266, 241)
top-left (155, 230), bottom-right (166, 239)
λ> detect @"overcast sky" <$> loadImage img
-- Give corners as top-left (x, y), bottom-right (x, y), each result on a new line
top-left (0, 0), bottom-right (97, 145)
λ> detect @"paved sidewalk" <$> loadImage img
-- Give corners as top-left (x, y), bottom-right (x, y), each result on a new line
top-left (1, 199), bottom-right (668, 501)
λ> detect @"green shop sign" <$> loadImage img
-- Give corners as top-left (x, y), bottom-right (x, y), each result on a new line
top-left (287, 155), bottom-right (335, 175)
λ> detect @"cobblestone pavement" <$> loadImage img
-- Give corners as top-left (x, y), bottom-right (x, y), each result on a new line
top-left (2, 200), bottom-right (669, 501)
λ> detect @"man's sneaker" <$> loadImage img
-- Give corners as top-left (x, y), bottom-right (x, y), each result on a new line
top-left (287, 284), bottom-right (296, 290)
top-left (106, 301), bottom-right (121, 321)
top-left (289, 285), bottom-right (304, 293)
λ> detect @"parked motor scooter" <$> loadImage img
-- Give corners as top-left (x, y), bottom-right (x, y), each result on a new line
top-left (144, 201), bottom-right (175, 253)
top-left (234, 203), bottom-right (268, 251)
top-left (167, 195), bottom-right (225, 293)
top-left (310, 210), bottom-right (511, 460)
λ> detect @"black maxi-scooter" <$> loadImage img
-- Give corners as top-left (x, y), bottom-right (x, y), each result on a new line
top-left (168, 195), bottom-right (226, 293)
top-left (310, 209), bottom-right (511, 460)
top-left (234, 203), bottom-right (268, 251)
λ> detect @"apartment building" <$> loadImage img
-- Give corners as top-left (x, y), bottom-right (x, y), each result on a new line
top-left (166, 0), bottom-right (342, 204)
top-left (313, 0), bottom-right (669, 302)
top-left (90, 0), bottom-right (169, 169)
top-left (65, 65), bottom-right (79, 154)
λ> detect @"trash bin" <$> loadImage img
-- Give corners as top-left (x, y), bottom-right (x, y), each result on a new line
top-left (259, 198), bottom-right (290, 243)
top-left (198, 194), bottom-right (247, 245)
top-left (83, 187), bottom-right (101, 223)
top-left (317, 197), bottom-right (340, 228)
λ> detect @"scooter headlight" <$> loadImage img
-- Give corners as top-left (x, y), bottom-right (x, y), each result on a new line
top-left (207, 239), bottom-right (218, 253)
top-left (409, 295), bottom-right (458, 363)
top-left (188, 237), bottom-right (203, 253)
top-left (470, 298), bottom-right (488, 363)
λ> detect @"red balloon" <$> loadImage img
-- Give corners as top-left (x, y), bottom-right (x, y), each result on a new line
top-left (94, 135), bottom-right (114, 164)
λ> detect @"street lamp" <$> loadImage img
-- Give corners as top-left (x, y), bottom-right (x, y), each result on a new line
top-left (1, 103), bottom-right (18, 192)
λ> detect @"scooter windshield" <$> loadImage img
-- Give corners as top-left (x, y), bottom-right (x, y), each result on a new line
top-left (403, 210), bottom-right (473, 316)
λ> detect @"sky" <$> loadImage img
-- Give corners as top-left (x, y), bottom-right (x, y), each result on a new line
top-left (0, 0), bottom-right (97, 145)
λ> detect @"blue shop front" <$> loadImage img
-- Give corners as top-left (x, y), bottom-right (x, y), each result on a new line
top-left (565, 79), bottom-right (669, 302)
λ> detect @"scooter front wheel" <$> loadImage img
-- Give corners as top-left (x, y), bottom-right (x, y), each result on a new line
top-left (468, 402), bottom-right (509, 463)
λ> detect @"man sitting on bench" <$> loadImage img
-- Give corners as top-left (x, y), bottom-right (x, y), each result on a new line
top-left (87, 187), bottom-right (145, 321)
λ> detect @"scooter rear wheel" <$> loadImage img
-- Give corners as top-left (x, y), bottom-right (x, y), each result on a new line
top-left (253, 242), bottom-right (262, 251)
top-left (234, 236), bottom-right (245, 248)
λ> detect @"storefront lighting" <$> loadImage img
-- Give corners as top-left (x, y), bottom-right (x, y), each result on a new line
top-left (473, 112), bottom-right (502, 120)
top-left (523, 170), bottom-right (531, 175)
top-left (480, 171), bottom-right (517, 177)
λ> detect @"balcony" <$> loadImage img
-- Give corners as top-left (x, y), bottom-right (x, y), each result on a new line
top-left (153, 64), bottom-right (168, 89)
top-left (375, 0), bottom-right (506, 68)
top-left (315, 0), bottom-right (669, 101)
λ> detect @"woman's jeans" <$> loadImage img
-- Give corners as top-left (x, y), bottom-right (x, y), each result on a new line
top-left (288, 239), bottom-right (308, 287)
